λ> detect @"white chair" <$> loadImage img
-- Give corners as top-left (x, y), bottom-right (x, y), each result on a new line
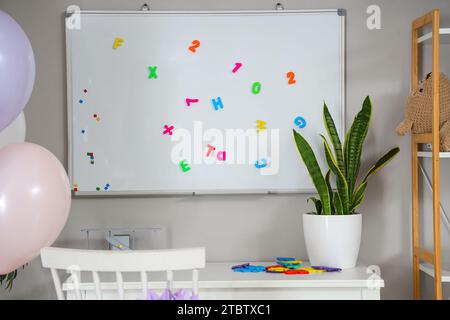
top-left (41, 247), bottom-right (205, 300)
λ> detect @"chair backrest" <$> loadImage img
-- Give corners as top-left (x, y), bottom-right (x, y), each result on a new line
top-left (41, 247), bottom-right (205, 300)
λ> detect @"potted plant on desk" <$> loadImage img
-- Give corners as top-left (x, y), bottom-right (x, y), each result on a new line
top-left (293, 96), bottom-right (399, 268)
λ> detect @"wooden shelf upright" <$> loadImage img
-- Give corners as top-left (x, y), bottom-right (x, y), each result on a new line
top-left (411, 9), bottom-right (442, 300)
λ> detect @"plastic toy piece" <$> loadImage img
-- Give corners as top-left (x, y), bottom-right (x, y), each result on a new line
top-left (79, 99), bottom-right (84, 104)
top-left (188, 40), bottom-right (200, 53)
top-left (312, 266), bottom-right (342, 272)
top-left (284, 269), bottom-right (309, 275)
top-left (252, 82), bottom-right (261, 94)
top-left (148, 66), bottom-right (158, 79)
top-left (112, 37), bottom-right (124, 49)
top-left (255, 159), bottom-right (267, 169)
top-left (206, 144), bottom-right (216, 157)
top-left (96, 187), bottom-right (100, 191)
top-left (179, 159), bottom-right (191, 172)
top-left (86, 152), bottom-right (94, 165)
top-left (233, 265), bottom-right (266, 273)
top-left (265, 265), bottom-right (288, 273)
top-left (278, 262), bottom-right (303, 269)
top-left (186, 98), bottom-right (199, 107)
top-left (231, 263), bottom-right (250, 270)
top-left (276, 257), bottom-right (296, 261)
top-left (93, 114), bottom-right (101, 122)
top-left (299, 267), bottom-right (325, 274)
top-left (286, 71), bottom-right (296, 85)
top-left (277, 259), bottom-right (302, 265)
top-left (73, 184), bottom-right (78, 192)
top-left (232, 62), bottom-right (243, 73)
top-left (217, 151), bottom-right (226, 161)
top-left (294, 116), bottom-right (306, 129)
top-left (104, 183), bottom-right (111, 191)
top-left (256, 120), bottom-right (267, 133)
top-left (212, 97), bottom-right (224, 110)
top-left (163, 125), bottom-right (174, 135)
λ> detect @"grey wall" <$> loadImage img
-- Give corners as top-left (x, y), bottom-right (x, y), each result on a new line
top-left (0, 0), bottom-right (449, 300)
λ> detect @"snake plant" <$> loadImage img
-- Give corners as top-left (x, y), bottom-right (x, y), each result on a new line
top-left (0, 269), bottom-right (18, 291)
top-left (293, 96), bottom-right (399, 215)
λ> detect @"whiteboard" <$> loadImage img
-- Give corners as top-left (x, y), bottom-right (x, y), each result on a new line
top-left (66, 10), bottom-right (345, 195)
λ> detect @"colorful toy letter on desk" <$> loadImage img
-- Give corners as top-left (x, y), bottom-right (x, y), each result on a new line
top-left (232, 264), bottom-right (266, 273)
top-left (312, 266), bottom-right (342, 272)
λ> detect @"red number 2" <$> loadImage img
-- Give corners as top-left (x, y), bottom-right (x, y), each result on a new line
top-left (188, 40), bottom-right (201, 53)
top-left (286, 71), bottom-right (296, 85)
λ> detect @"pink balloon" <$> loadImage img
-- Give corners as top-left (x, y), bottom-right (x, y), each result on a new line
top-left (0, 143), bottom-right (71, 274)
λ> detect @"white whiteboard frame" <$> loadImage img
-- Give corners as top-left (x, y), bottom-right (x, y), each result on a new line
top-left (65, 9), bottom-right (346, 196)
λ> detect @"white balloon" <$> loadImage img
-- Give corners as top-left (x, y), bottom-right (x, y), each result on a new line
top-left (0, 112), bottom-right (26, 148)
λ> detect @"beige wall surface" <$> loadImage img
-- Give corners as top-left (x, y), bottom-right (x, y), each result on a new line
top-left (0, 0), bottom-right (449, 299)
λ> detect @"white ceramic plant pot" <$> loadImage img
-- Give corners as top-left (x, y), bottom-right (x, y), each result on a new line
top-left (303, 213), bottom-right (362, 269)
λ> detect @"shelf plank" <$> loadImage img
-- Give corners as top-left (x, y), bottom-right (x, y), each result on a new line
top-left (418, 151), bottom-right (450, 158)
top-left (418, 28), bottom-right (450, 44)
top-left (420, 263), bottom-right (450, 282)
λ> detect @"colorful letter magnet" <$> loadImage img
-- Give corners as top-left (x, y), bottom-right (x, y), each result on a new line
top-left (284, 269), bottom-right (309, 275)
top-left (312, 266), bottom-right (342, 272)
top-left (276, 257), bottom-right (296, 261)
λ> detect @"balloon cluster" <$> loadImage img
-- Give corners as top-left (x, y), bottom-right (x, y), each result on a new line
top-left (0, 11), bottom-right (71, 275)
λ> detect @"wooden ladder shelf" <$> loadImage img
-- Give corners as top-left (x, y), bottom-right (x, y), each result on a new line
top-left (411, 9), bottom-right (442, 300)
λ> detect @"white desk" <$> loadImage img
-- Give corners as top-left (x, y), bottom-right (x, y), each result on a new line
top-left (62, 262), bottom-right (384, 300)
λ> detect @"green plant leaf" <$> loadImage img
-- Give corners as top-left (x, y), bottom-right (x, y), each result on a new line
top-left (361, 147), bottom-right (400, 183)
top-left (334, 192), bottom-right (343, 215)
top-left (307, 197), bottom-right (323, 215)
top-left (323, 103), bottom-right (345, 174)
top-left (322, 135), bottom-right (350, 214)
top-left (293, 129), bottom-right (331, 215)
top-left (345, 96), bottom-right (372, 196)
top-left (325, 170), bottom-right (335, 214)
top-left (351, 181), bottom-right (367, 213)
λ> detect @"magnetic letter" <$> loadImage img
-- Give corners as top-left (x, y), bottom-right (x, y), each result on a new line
top-left (163, 125), bottom-right (174, 135)
top-left (180, 159), bottom-right (191, 172)
top-left (206, 144), bottom-right (216, 157)
top-left (212, 97), bottom-right (224, 110)
top-left (188, 40), bottom-right (201, 53)
top-left (113, 38), bottom-right (124, 49)
top-left (286, 71), bottom-right (296, 85)
top-left (255, 159), bottom-right (268, 169)
top-left (294, 116), bottom-right (307, 129)
top-left (148, 66), bottom-right (158, 79)
top-left (252, 82), bottom-right (261, 94)
top-left (232, 62), bottom-right (243, 73)
top-left (217, 151), bottom-right (226, 161)
top-left (256, 120), bottom-right (267, 133)
top-left (186, 98), bottom-right (199, 107)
